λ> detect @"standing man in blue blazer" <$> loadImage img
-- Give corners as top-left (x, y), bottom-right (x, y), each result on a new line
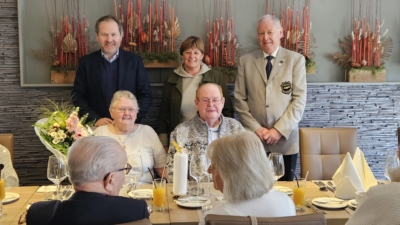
top-left (234, 14), bottom-right (307, 181)
top-left (72, 15), bottom-right (152, 126)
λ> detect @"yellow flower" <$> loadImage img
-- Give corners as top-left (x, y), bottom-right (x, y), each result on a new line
top-left (53, 123), bottom-right (60, 127)
top-left (57, 130), bottom-right (64, 134)
top-left (50, 132), bottom-right (57, 137)
top-left (52, 139), bottom-right (60, 144)
top-left (60, 133), bottom-right (67, 139)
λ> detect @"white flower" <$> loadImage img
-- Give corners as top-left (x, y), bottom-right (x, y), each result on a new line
top-left (58, 130), bottom-right (64, 134)
top-left (50, 132), bottom-right (57, 137)
top-left (52, 139), bottom-right (60, 144)
top-left (60, 133), bottom-right (67, 139)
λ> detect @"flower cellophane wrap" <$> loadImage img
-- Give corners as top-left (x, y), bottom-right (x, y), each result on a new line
top-left (34, 107), bottom-right (93, 160)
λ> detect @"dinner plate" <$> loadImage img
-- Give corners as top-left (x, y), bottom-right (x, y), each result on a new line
top-left (175, 197), bottom-right (211, 208)
top-left (273, 186), bottom-right (293, 195)
top-left (2, 192), bottom-right (20, 204)
top-left (347, 199), bottom-right (358, 209)
top-left (128, 189), bottom-right (153, 199)
top-left (312, 197), bottom-right (347, 209)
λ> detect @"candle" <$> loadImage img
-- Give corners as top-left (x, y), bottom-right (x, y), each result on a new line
top-left (172, 152), bottom-right (188, 195)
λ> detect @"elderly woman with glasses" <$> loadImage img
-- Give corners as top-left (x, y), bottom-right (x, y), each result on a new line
top-left (95, 90), bottom-right (166, 183)
top-left (157, 36), bottom-right (233, 152)
top-left (199, 131), bottom-right (295, 224)
top-left (166, 83), bottom-right (244, 182)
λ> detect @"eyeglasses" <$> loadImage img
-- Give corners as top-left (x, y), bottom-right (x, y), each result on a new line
top-left (113, 107), bottom-right (139, 113)
top-left (197, 98), bottom-right (223, 105)
top-left (103, 163), bottom-right (132, 180)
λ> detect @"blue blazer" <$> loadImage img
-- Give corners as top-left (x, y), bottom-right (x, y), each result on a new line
top-left (26, 191), bottom-right (150, 225)
top-left (72, 49), bottom-right (152, 123)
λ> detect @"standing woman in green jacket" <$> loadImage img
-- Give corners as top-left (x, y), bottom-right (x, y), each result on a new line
top-left (157, 36), bottom-right (234, 151)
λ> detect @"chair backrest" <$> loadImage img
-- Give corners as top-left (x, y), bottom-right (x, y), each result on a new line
top-left (299, 127), bottom-right (358, 180)
top-left (0, 134), bottom-right (14, 165)
top-left (205, 214), bottom-right (326, 225)
top-left (115, 218), bottom-right (152, 225)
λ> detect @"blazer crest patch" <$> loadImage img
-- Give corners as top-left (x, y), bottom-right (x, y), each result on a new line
top-left (281, 81), bottom-right (292, 94)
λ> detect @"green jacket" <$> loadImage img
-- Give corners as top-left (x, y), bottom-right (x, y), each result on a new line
top-left (157, 69), bottom-right (234, 145)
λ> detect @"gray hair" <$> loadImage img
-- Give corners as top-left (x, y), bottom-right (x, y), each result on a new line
top-left (68, 136), bottom-right (126, 187)
top-left (258, 14), bottom-right (282, 29)
top-left (206, 131), bottom-right (274, 202)
top-left (109, 90), bottom-right (139, 109)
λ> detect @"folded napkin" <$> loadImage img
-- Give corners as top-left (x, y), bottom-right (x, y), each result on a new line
top-left (332, 149), bottom-right (373, 199)
top-left (37, 185), bottom-right (57, 193)
top-left (353, 147), bottom-right (377, 190)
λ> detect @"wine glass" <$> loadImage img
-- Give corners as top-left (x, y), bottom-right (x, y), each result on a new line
top-left (268, 153), bottom-right (285, 183)
top-left (47, 155), bottom-right (67, 200)
top-left (189, 155), bottom-right (208, 198)
top-left (201, 156), bottom-right (214, 197)
top-left (127, 154), bottom-right (143, 191)
top-left (384, 149), bottom-right (399, 180)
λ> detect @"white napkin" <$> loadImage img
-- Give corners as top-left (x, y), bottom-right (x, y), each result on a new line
top-left (353, 147), bottom-right (377, 190)
top-left (332, 152), bottom-right (366, 199)
top-left (37, 185), bottom-right (57, 193)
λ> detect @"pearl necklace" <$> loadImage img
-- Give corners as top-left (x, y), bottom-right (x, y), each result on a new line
top-left (113, 124), bottom-right (134, 149)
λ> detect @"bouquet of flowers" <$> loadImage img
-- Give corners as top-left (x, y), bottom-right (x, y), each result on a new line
top-left (34, 101), bottom-right (94, 159)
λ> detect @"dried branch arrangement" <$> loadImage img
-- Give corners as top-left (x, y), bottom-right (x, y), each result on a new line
top-left (330, 0), bottom-right (392, 69)
top-left (202, 0), bottom-right (240, 80)
top-left (266, 0), bottom-right (316, 73)
top-left (32, 0), bottom-right (91, 70)
top-left (203, 0), bottom-right (239, 68)
top-left (116, 0), bottom-right (180, 62)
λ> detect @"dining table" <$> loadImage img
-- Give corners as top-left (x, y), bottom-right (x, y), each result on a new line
top-left (1, 181), bottom-right (354, 225)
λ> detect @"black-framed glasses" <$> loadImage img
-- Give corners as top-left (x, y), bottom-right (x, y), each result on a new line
top-left (103, 163), bottom-right (132, 180)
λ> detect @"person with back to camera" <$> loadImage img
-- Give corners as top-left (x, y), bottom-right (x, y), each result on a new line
top-left (26, 136), bottom-right (149, 225)
top-left (199, 131), bottom-right (295, 225)
top-left (158, 36), bottom-right (233, 152)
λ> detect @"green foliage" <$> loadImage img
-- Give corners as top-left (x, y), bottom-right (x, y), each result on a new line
top-left (349, 65), bottom-right (386, 75)
top-left (136, 51), bottom-right (180, 63)
top-left (213, 66), bottom-right (238, 81)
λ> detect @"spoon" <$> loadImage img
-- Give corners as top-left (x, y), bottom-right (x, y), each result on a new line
top-left (313, 181), bottom-right (327, 191)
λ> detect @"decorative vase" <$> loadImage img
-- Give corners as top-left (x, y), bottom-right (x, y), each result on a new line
top-left (346, 69), bottom-right (386, 82)
top-left (51, 70), bottom-right (76, 84)
top-left (144, 60), bottom-right (179, 68)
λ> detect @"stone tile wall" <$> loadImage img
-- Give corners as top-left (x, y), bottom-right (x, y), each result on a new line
top-left (1, 1), bottom-right (398, 185)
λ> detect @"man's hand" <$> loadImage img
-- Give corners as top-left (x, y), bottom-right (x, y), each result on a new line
top-left (255, 127), bottom-right (270, 144)
top-left (265, 128), bottom-right (282, 145)
top-left (94, 118), bottom-right (113, 127)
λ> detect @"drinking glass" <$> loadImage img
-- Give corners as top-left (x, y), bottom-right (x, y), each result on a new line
top-left (201, 157), bottom-right (214, 197)
top-left (189, 155), bottom-right (208, 198)
top-left (127, 154), bottom-right (143, 191)
top-left (0, 171), bottom-right (5, 218)
top-left (384, 149), bottom-right (399, 180)
top-left (47, 155), bottom-right (67, 200)
top-left (152, 178), bottom-right (166, 212)
top-left (293, 178), bottom-right (306, 211)
top-left (269, 153), bottom-right (285, 183)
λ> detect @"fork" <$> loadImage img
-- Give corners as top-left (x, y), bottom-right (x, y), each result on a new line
top-left (327, 181), bottom-right (336, 191)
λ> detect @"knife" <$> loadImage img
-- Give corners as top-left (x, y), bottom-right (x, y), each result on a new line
top-left (305, 201), bottom-right (326, 214)
top-left (326, 185), bottom-right (335, 193)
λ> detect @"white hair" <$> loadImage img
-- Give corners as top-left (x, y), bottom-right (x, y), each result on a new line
top-left (258, 14), bottom-right (282, 29)
top-left (206, 131), bottom-right (274, 203)
top-left (68, 136), bottom-right (126, 187)
top-left (109, 90), bottom-right (139, 109)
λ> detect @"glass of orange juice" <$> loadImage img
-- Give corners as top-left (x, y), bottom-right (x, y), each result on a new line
top-left (0, 171), bottom-right (5, 218)
top-left (293, 178), bottom-right (306, 211)
top-left (153, 178), bottom-right (166, 212)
